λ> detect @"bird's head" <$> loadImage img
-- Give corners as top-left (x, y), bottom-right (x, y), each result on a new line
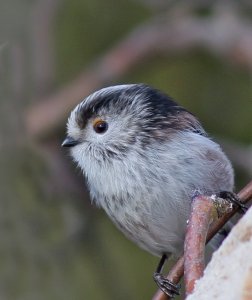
top-left (62, 84), bottom-right (204, 172)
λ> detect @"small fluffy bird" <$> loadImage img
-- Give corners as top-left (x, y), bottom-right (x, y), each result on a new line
top-left (62, 84), bottom-right (235, 296)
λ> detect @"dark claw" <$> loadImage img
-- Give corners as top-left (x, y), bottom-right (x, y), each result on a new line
top-left (218, 191), bottom-right (248, 214)
top-left (153, 272), bottom-right (180, 298)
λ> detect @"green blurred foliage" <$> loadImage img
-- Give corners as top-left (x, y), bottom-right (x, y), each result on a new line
top-left (127, 53), bottom-right (252, 143)
top-left (0, 0), bottom-right (251, 299)
top-left (55, 0), bottom-right (150, 83)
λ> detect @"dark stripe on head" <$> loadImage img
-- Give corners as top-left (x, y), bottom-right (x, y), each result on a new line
top-left (75, 83), bottom-right (205, 138)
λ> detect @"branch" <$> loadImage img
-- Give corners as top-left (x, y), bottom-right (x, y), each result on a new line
top-left (25, 12), bottom-right (252, 138)
top-left (187, 205), bottom-right (252, 300)
top-left (152, 180), bottom-right (252, 300)
top-left (184, 194), bottom-right (234, 296)
top-left (184, 195), bottom-right (217, 296)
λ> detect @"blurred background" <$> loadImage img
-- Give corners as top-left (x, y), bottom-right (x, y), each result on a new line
top-left (0, 0), bottom-right (251, 299)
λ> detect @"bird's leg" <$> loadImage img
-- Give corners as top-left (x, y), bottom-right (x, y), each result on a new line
top-left (153, 254), bottom-right (180, 298)
top-left (218, 191), bottom-right (248, 214)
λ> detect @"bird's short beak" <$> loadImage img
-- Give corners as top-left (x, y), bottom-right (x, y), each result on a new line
top-left (61, 136), bottom-right (80, 148)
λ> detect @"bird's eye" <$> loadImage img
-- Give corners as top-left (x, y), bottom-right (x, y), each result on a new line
top-left (93, 119), bottom-right (108, 134)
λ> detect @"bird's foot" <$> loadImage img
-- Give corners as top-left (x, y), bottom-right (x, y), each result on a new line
top-left (218, 191), bottom-right (248, 214)
top-left (153, 272), bottom-right (180, 298)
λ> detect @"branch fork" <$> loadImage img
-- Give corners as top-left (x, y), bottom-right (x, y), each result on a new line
top-left (152, 180), bottom-right (252, 300)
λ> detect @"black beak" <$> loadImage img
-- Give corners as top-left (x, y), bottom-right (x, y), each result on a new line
top-left (61, 136), bottom-right (80, 148)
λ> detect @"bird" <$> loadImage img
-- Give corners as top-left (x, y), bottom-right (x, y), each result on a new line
top-left (62, 83), bottom-right (236, 296)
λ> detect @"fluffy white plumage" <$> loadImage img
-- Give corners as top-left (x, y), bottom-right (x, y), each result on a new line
top-left (64, 84), bottom-right (234, 257)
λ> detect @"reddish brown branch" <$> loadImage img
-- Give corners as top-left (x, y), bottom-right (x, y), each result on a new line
top-left (152, 180), bottom-right (252, 300)
top-left (184, 195), bottom-right (217, 296)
